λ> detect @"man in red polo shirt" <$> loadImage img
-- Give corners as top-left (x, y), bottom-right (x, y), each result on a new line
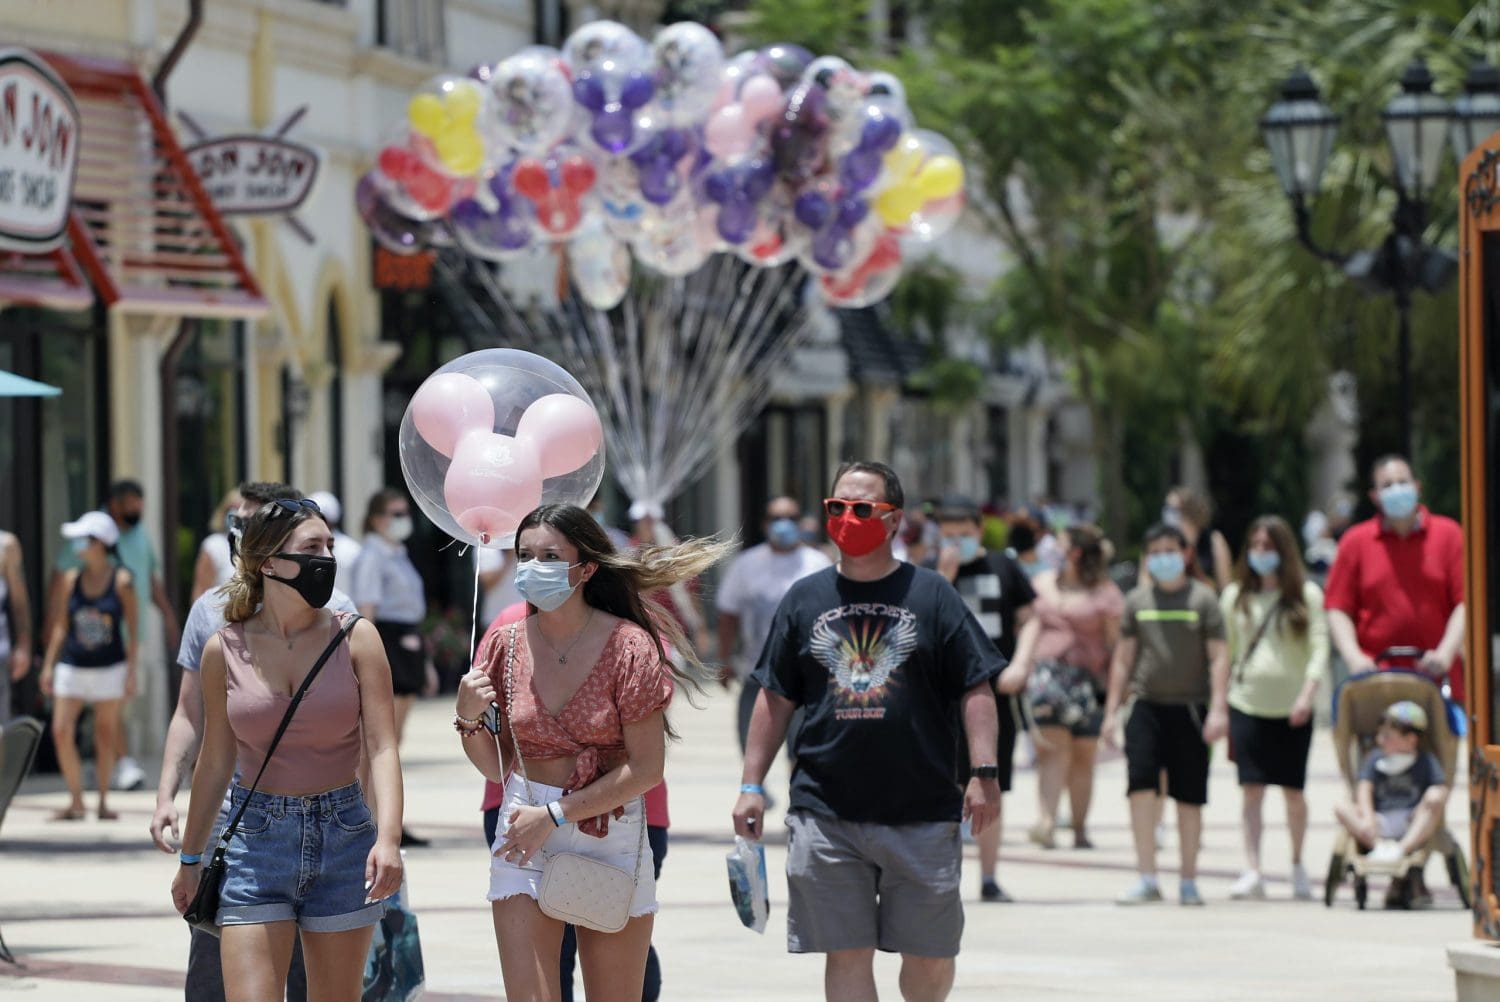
top-left (1324, 455), bottom-right (1466, 701)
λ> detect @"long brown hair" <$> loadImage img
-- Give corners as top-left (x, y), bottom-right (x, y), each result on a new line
top-left (1232, 515), bottom-right (1309, 634)
top-left (513, 503), bottom-right (736, 708)
top-left (221, 502), bottom-right (330, 623)
top-left (1063, 523), bottom-right (1110, 589)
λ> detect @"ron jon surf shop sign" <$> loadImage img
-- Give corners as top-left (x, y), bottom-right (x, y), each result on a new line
top-left (0, 49), bottom-right (80, 254)
top-left (186, 134), bottom-right (320, 216)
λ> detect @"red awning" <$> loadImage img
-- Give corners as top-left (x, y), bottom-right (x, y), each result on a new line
top-left (35, 52), bottom-right (267, 319)
top-left (0, 244), bottom-right (93, 311)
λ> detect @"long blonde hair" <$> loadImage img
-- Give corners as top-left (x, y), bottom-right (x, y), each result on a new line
top-left (220, 502), bottom-right (330, 623)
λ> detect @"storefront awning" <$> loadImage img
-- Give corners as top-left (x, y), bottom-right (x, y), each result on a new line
top-left (0, 244), bottom-right (93, 312)
top-left (39, 52), bottom-right (267, 320)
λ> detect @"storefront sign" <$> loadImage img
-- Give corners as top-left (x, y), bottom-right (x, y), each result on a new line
top-left (185, 135), bottom-right (320, 215)
top-left (180, 107), bottom-right (321, 243)
top-left (0, 49), bottom-right (80, 253)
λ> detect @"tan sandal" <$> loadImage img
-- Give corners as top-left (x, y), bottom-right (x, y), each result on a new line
top-left (50, 806), bottom-right (86, 821)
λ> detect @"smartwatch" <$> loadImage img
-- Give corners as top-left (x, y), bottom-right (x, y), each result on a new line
top-left (970, 764), bottom-right (1000, 780)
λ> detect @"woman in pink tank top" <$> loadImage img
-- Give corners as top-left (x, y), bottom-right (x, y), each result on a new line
top-left (170, 499), bottom-right (405, 1001)
top-left (455, 503), bottom-right (732, 1002)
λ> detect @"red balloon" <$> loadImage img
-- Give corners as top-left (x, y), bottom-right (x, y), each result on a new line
top-left (561, 157), bottom-right (597, 195)
top-left (514, 160), bottom-right (551, 200)
top-left (378, 146), bottom-right (420, 181)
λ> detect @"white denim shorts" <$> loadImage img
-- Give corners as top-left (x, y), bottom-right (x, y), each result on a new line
top-left (53, 662), bottom-right (127, 703)
top-left (487, 773), bottom-right (657, 918)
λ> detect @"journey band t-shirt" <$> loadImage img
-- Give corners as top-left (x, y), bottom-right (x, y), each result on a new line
top-left (753, 563), bottom-right (1006, 824)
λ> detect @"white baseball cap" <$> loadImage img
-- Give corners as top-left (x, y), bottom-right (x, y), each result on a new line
top-left (61, 510), bottom-right (120, 547)
top-left (309, 491), bottom-right (342, 524)
top-left (628, 500), bottom-right (664, 522)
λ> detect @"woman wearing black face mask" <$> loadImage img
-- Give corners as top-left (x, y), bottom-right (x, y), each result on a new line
top-left (172, 500), bottom-right (405, 996)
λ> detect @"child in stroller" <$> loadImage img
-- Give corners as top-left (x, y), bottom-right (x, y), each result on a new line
top-left (1333, 700), bottom-right (1448, 908)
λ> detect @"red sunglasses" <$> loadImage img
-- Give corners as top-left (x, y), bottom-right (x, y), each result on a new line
top-left (824, 498), bottom-right (899, 519)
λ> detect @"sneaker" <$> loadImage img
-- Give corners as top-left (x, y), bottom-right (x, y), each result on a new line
top-left (1230, 870), bottom-right (1266, 900)
top-left (1026, 824), bottom-right (1056, 850)
top-left (112, 756), bottom-right (146, 792)
top-left (1179, 880), bottom-right (1205, 906)
top-left (980, 879), bottom-right (1013, 903)
top-left (1117, 877), bottom-right (1163, 905)
top-left (1290, 863), bottom-right (1314, 901)
top-left (1368, 840), bottom-right (1404, 866)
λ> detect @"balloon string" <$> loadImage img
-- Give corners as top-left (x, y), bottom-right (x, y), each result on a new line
top-left (470, 545), bottom-right (482, 667)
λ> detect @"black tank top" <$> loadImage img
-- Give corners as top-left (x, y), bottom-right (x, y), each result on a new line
top-left (61, 569), bottom-right (127, 667)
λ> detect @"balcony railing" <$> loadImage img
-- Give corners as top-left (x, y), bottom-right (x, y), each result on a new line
top-left (376, 0), bottom-right (447, 64)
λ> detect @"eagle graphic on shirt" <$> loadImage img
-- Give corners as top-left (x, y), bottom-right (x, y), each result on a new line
top-left (810, 603), bottom-right (919, 714)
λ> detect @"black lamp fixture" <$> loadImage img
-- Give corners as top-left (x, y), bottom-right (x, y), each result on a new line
top-left (1260, 57), bottom-right (1490, 457)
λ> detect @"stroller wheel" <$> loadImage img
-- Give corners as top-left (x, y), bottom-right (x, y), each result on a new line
top-left (1354, 876), bottom-right (1368, 910)
top-left (1324, 854), bottom-right (1344, 907)
top-left (1447, 850), bottom-right (1474, 910)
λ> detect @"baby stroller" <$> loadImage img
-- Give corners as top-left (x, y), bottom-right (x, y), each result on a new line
top-left (1322, 653), bottom-right (1472, 910)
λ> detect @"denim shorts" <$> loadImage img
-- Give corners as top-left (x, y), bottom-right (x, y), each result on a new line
top-left (216, 780), bottom-right (384, 932)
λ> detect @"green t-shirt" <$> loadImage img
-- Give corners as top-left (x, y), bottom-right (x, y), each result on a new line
top-left (55, 520), bottom-right (156, 635)
top-left (1121, 579), bottom-right (1225, 704)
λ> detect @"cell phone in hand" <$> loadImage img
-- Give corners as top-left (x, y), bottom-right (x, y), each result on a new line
top-left (484, 702), bottom-right (500, 734)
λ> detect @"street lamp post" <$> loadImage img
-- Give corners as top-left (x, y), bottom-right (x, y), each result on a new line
top-left (1260, 57), bottom-right (1500, 458)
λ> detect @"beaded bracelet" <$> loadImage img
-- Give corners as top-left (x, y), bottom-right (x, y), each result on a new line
top-left (454, 714), bottom-right (485, 737)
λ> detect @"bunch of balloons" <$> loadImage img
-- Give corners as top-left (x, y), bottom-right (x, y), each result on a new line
top-left (358, 22), bottom-right (966, 310)
top-left (399, 349), bottom-right (606, 549)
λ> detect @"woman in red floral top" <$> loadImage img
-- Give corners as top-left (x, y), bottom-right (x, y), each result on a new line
top-left (455, 504), bottom-right (730, 1002)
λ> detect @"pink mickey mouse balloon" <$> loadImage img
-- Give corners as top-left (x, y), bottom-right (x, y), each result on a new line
top-left (398, 349), bottom-right (606, 549)
top-left (517, 393), bottom-right (605, 477)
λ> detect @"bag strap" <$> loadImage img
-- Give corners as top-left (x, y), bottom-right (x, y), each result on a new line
top-left (1232, 600), bottom-right (1278, 686)
top-left (216, 613), bottom-right (362, 849)
top-left (503, 621), bottom-right (646, 885)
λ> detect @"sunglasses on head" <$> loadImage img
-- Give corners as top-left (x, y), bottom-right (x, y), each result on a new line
top-left (824, 498), bottom-right (898, 520)
top-left (263, 498), bottom-right (321, 519)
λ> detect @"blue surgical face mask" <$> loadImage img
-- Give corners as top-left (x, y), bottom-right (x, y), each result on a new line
top-left (943, 536), bottom-right (981, 562)
top-left (767, 518), bottom-right (801, 550)
top-left (1247, 550), bottom-right (1281, 577)
top-left (514, 558), bottom-right (581, 612)
top-left (1378, 482), bottom-right (1419, 520)
top-left (1146, 551), bottom-right (1187, 584)
top-left (71, 537), bottom-right (92, 556)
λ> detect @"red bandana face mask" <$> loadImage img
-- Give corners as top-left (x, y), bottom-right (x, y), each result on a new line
top-left (826, 511), bottom-right (889, 557)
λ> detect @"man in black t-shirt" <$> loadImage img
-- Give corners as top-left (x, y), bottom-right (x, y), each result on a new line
top-left (934, 496), bottom-right (1036, 904)
top-left (733, 462), bottom-right (1003, 1001)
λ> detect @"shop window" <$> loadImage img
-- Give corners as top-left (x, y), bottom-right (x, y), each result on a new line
top-left (174, 320), bottom-right (247, 595)
top-left (377, 0), bottom-right (447, 63)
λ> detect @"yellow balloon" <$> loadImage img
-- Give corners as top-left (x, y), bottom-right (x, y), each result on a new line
top-left (916, 156), bottom-right (963, 200)
top-left (875, 184), bottom-right (923, 227)
top-left (436, 131), bottom-right (484, 175)
top-left (409, 94), bottom-right (446, 137)
top-left (883, 140), bottom-right (924, 181)
top-left (444, 84), bottom-right (481, 124)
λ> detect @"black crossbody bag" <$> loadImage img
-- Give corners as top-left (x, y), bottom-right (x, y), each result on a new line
top-left (184, 614), bottom-right (362, 937)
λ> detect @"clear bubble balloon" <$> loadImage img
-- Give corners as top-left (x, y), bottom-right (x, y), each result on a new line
top-left (651, 22), bottom-right (725, 126)
top-left (356, 172), bottom-right (441, 253)
top-left (564, 21), bottom-right (648, 74)
top-left (568, 217), bottom-right (632, 310)
top-left (407, 75), bottom-right (490, 177)
top-left (399, 349), bottom-right (606, 549)
top-left (488, 48), bottom-right (575, 154)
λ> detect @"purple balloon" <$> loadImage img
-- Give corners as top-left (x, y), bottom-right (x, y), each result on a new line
top-left (717, 199), bottom-right (757, 243)
top-left (704, 171), bottom-right (734, 204)
top-left (356, 173), bottom-right (436, 254)
top-left (860, 111), bottom-right (903, 153)
top-left (840, 149), bottom-right (882, 192)
top-left (811, 225), bottom-right (854, 271)
top-left (592, 107), bottom-right (635, 153)
top-left (572, 73), bottom-right (607, 113)
top-left (743, 161), bottom-right (775, 200)
top-left (836, 196), bottom-right (869, 228)
top-left (794, 191), bottom-right (831, 229)
top-left (620, 70), bottom-right (655, 109)
top-left (639, 162), bottom-right (678, 205)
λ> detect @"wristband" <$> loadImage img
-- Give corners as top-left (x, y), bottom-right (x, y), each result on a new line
top-left (179, 852), bottom-right (203, 865)
top-left (740, 783), bottom-right (766, 796)
top-left (546, 801), bottom-right (566, 827)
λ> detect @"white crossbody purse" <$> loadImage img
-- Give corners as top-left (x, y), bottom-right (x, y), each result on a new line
top-left (504, 622), bottom-right (646, 934)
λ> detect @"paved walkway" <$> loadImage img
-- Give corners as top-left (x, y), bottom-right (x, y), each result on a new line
top-left (0, 691), bottom-right (1476, 1000)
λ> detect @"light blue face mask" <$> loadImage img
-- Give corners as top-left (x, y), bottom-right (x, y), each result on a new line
top-left (1378, 482), bottom-right (1419, 520)
top-left (767, 518), bottom-right (801, 549)
top-left (943, 536), bottom-right (981, 562)
top-left (1247, 550), bottom-right (1281, 577)
top-left (71, 537), bottom-right (92, 556)
top-left (1146, 551), bottom-right (1187, 584)
top-left (514, 559), bottom-right (581, 612)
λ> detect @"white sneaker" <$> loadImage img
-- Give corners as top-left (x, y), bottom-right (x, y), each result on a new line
top-left (1368, 840), bottom-right (1404, 866)
top-left (112, 756), bottom-right (146, 792)
top-left (1290, 863), bottom-right (1313, 901)
top-left (1230, 870), bottom-right (1266, 900)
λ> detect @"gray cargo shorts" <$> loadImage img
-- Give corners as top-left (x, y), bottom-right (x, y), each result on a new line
top-left (785, 810), bottom-right (963, 958)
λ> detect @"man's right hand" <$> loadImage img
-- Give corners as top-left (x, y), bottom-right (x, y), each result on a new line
top-left (1347, 652), bottom-right (1378, 675)
top-left (732, 791), bottom-right (765, 841)
top-left (150, 800), bottom-right (181, 853)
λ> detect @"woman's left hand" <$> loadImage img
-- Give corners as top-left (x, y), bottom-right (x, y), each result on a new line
top-left (1289, 697), bottom-right (1313, 728)
top-left (496, 805), bottom-right (554, 866)
top-left (365, 839), bottom-right (403, 903)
